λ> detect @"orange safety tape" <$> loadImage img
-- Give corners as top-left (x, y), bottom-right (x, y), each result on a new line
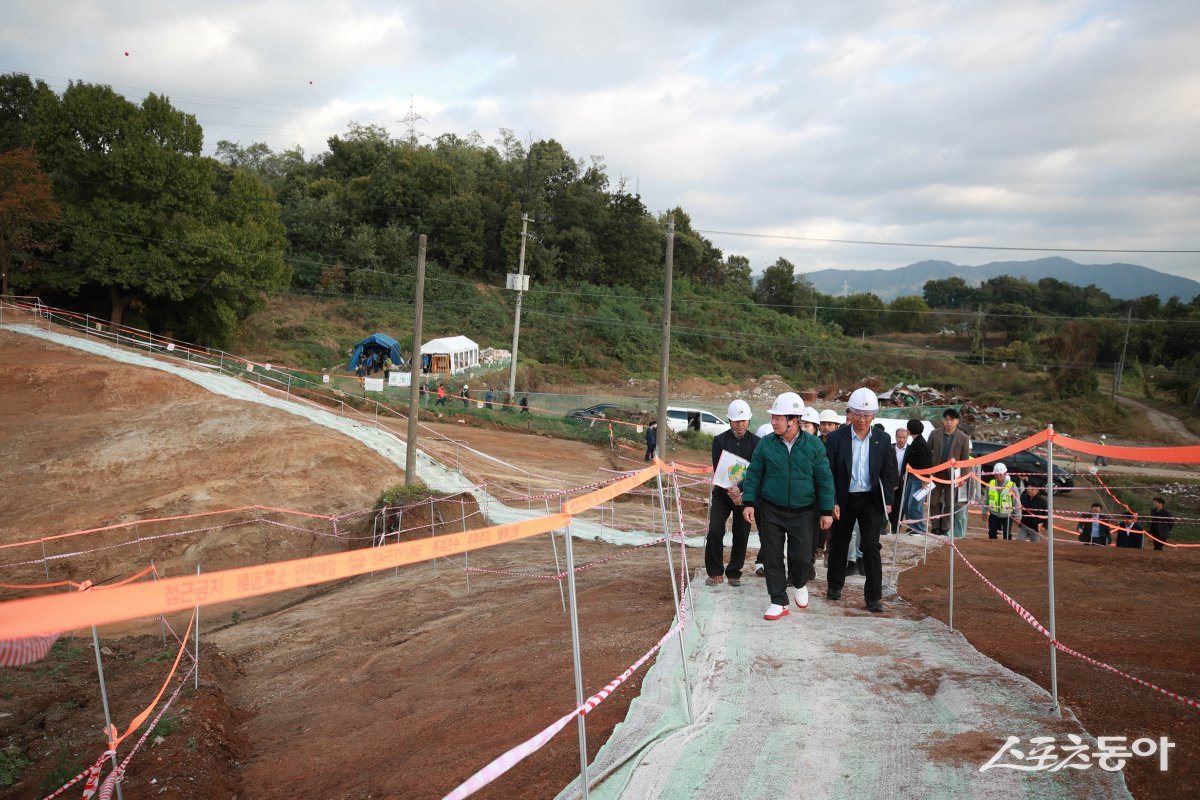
top-left (907, 429), bottom-right (1053, 477)
top-left (0, 579), bottom-right (85, 590)
top-left (1052, 435), bottom-right (1200, 464)
top-left (1091, 471), bottom-right (1137, 520)
top-left (99, 565), bottom-right (159, 589)
top-left (561, 465), bottom-right (660, 515)
top-left (0, 504), bottom-right (334, 552)
top-left (672, 461), bottom-right (714, 475)
top-left (0, 513), bottom-right (571, 639)
top-left (107, 610), bottom-right (194, 750)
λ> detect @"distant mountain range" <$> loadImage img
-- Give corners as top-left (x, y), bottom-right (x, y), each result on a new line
top-left (801, 257), bottom-right (1200, 302)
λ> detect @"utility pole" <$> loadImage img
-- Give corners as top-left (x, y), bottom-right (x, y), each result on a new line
top-left (1113, 306), bottom-right (1132, 397)
top-left (656, 213), bottom-right (675, 460)
top-left (978, 304), bottom-right (986, 365)
top-left (506, 214), bottom-right (530, 400)
top-left (405, 234), bottom-right (427, 485)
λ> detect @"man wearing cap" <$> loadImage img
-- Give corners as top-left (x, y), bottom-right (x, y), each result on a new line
top-left (818, 409), bottom-right (841, 442)
top-left (705, 399), bottom-right (761, 587)
top-left (740, 392), bottom-right (835, 621)
top-left (926, 408), bottom-right (970, 536)
top-left (985, 463), bottom-right (1019, 540)
top-left (824, 388), bottom-right (899, 613)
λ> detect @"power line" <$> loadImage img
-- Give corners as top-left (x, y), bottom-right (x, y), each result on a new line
top-left (693, 229), bottom-right (1200, 255)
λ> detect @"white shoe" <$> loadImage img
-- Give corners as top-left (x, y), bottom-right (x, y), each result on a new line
top-left (794, 586), bottom-right (809, 609)
top-left (764, 604), bottom-right (789, 621)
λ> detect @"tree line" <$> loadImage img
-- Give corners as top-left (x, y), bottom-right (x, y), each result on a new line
top-left (2, 73), bottom-right (1198, 401)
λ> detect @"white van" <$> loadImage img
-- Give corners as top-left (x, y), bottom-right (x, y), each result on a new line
top-left (666, 407), bottom-right (731, 436)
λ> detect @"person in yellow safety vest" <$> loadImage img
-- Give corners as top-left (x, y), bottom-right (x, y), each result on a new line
top-left (986, 462), bottom-right (1019, 540)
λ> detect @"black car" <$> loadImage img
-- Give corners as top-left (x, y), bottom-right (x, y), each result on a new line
top-left (566, 403), bottom-right (624, 420)
top-left (971, 440), bottom-right (1074, 493)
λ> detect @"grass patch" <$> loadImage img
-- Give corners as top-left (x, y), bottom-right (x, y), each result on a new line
top-left (0, 750), bottom-right (31, 790)
top-left (134, 649), bottom-right (175, 667)
top-left (151, 714), bottom-right (181, 739)
top-left (379, 484), bottom-right (450, 506)
top-left (38, 748), bottom-right (77, 794)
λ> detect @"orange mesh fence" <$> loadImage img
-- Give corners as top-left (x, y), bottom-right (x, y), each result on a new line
top-left (561, 464), bottom-right (660, 515)
top-left (0, 513), bottom-right (571, 639)
top-left (1052, 435), bottom-right (1200, 463)
top-left (907, 429), bottom-right (1052, 478)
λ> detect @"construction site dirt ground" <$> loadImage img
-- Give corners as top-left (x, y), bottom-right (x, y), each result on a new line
top-left (1, 327), bottom-right (1197, 799)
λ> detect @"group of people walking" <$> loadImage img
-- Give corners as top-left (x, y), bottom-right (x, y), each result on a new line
top-left (701, 390), bottom-right (1182, 620)
top-left (703, 388), bottom-right (899, 618)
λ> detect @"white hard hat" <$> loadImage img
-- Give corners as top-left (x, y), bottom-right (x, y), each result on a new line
top-left (769, 391), bottom-right (805, 416)
top-left (801, 407), bottom-right (821, 424)
top-left (756, 422), bottom-right (773, 437)
top-left (994, 462), bottom-right (1008, 474)
top-left (727, 399), bottom-right (753, 422)
top-left (818, 409), bottom-right (840, 424)
top-left (848, 387), bottom-right (879, 413)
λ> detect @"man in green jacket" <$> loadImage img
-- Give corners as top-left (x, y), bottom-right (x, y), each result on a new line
top-left (741, 392), bottom-right (835, 620)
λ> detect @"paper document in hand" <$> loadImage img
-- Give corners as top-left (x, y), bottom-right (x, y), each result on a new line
top-left (713, 450), bottom-right (750, 489)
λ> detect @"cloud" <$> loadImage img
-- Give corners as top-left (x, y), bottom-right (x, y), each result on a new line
top-left (3, 0), bottom-right (1199, 280)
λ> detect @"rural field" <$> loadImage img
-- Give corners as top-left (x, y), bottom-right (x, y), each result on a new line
top-left (2, 325), bottom-right (1198, 799)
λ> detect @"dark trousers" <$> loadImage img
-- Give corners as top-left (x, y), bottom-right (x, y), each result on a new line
top-left (705, 489), bottom-right (751, 578)
top-left (988, 513), bottom-right (1013, 540)
top-left (757, 501), bottom-right (816, 606)
top-left (929, 482), bottom-right (951, 534)
top-left (888, 489), bottom-right (903, 533)
top-left (827, 492), bottom-right (884, 604)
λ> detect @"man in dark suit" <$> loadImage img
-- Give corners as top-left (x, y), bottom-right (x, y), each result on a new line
top-left (888, 426), bottom-right (910, 534)
top-left (901, 419), bottom-right (933, 535)
top-left (825, 388), bottom-right (899, 612)
top-left (926, 408), bottom-right (970, 536)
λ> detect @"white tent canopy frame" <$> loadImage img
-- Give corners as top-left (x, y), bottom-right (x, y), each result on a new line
top-left (423, 335), bottom-right (479, 375)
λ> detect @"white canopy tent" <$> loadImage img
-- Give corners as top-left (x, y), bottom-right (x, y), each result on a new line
top-left (422, 335), bottom-right (479, 375)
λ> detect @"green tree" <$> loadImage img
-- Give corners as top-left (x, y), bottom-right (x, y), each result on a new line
top-left (923, 276), bottom-right (977, 308)
top-left (32, 84), bottom-right (212, 323)
top-left (30, 81), bottom-right (288, 338)
top-left (986, 302), bottom-right (1036, 339)
top-left (0, 145), bottom-right (60, 295)
top-left (887, 295), bottom-right (930, 332)
top-left (755, 257), bottom-right (795, 308)
top-left (722, 254), bottom-right (753, 295)
top-left (0, 73), bottom-right (53, 151)
top-left (828, 292), bottom-right (885, 336)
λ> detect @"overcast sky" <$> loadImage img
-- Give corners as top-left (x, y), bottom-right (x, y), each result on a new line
top-left (4, 1), bottom-right (1199, 282)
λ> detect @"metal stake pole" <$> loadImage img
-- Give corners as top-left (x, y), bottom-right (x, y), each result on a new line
top-left (671, 473), bottom-right (697, 625)
top-left (40, 538), bottom-right (51, 582)
top-left (548, 500), bottom-right (566, 613)
top-left (151, 563), bottom-right (165, 644)
top-left (561, 521), bottom-right (590, 800)
top-left (135, 524), bottom-right (141, 557)
top-left (194, 564), bottom-right (200, 690)
top-left (948, 467), bottom-right (957, 632)
top-left (655, 469), bottom-right (695, 724)
top-left (430, 498), bottom-right (438, 578)
top-left (90, 623), bottom-right (124, 800)
top-left (1045, 426), bottom-right (1060, 714)
top-left (890, 467), bottom-right (911, 587)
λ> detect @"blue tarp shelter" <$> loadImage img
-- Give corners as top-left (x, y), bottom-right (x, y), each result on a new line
top-left (347, 333), bottom-right (404, 371)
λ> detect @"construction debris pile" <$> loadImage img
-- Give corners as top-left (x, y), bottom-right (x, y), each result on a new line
top-left (479, 347), bottom-right (511, 365)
